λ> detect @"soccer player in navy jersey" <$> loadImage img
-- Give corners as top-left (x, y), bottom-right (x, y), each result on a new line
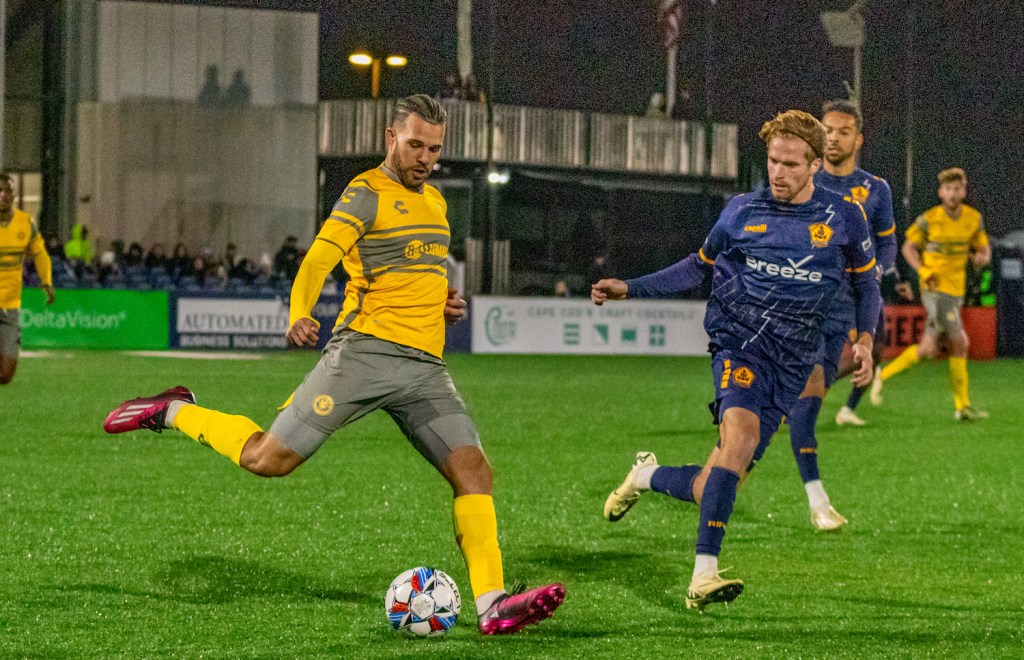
top-left (592, 110), bottom-right (880, 610)
top-left (782, 100), bottom-right (906, 531)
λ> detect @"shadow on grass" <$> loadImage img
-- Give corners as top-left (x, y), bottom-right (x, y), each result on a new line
top-left (58, 554), bottom-right (378, 606)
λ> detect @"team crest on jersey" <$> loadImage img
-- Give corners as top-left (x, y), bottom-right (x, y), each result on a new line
top-left (849, 185), bottom-right (869, 204)
top-left (313, 395), bottom-right (334, 416)
top-left (808, 223), bottom-right (834, 248)
top-left (733, 367), bottom-right (755, 388)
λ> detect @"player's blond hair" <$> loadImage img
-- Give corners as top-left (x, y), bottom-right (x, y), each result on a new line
top-left (937, 167), bottom-right (967, 185)
top-left (758, 110), bottom-right (826, 163)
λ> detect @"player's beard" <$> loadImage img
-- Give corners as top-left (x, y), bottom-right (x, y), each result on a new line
top-left (824, 147), bottom-right (854, 167)
top-left (389, 153), bottom-right (429, 191)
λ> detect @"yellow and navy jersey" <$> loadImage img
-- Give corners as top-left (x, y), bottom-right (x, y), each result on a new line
top-left (906, 204), bottom-right (988, 297)
top-left (0, 208), bottom-right (52, 309)
top-left (290, 166), bottom-right (449, 358)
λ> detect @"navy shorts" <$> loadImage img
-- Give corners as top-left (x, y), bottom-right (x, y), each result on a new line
top-left (710, 348), bottom-right (811, 471)
top-left (816, 321), bottom-right (854, 388)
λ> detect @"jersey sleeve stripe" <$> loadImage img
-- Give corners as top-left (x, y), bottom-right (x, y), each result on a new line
top-left (315, 236), bottom-right (347, 252)
top-left (876, 225), bottom-right (896, 237)
top-left (852, 258), bottom-right (877, 273)
top-left (329, 213), bottom-right (365, 231)
top-left (698, 248), bottom-right (715, 265)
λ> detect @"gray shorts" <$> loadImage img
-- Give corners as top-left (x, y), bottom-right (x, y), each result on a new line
top-left (922, 291), bottom-right (964, 337)
top-left (269, 331), bottom-right (481, 471)
top-left (0, 308), bottom-right (20, 358)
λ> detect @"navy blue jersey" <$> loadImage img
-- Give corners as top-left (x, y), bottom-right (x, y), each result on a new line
top-left (815, 168), bottom-right (895, 333)
top-left (697, 186), bottom-right (876, 373)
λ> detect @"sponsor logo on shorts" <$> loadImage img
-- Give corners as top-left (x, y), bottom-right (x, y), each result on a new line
top-left (744, 223), bottom-right (767, 233)
top-left (809, 222), bottom-right (834, 248)
top-left (733, 366), bottom-right (755, 388)
top-left (313, 395), bottom-right (334, 416)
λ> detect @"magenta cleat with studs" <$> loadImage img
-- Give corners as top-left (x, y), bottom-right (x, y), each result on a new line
top-left (103, 386), bottom-right (196, 434)
top-left (478, 582), bottom-right (566, 635)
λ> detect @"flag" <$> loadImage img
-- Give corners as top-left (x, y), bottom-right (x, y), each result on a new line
top-left (659, 0), bottom-right (685, 50)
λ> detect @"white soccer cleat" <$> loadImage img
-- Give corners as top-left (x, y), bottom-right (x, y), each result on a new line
top-left (685, 571), bottom-right (744, 611)
top-left (955, 406), bottom-right (989, 421)
top-left (603, 451), bottom-right (658, 522)
top-left (869, 367), bottom-right (884, 406)
top-left (835, 405), bottom-right (867, 426)
top-left (811, 505), bottom-right (848, 531)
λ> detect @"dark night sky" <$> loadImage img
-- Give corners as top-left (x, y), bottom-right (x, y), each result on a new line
top-left (318, 0), bottom-right (1024, 237)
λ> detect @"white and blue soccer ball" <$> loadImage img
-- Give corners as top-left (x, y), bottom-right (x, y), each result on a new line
top-left (384, 567), bottom-right (461, 638)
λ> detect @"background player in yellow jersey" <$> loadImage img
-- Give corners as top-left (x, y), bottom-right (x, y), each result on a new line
top-left (0, 173), bottom-right (54, 385)
top-left (104, 94), bottom-right (565, 635)
top-left (871, 167), bottom-right (990, 420)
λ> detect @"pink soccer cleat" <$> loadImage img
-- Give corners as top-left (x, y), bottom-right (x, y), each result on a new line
top-left (103, 386), bottom-right (196, 434)
top-left (478, 582), bottom-right (566, 635)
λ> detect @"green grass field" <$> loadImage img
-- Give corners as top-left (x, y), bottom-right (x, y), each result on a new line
top-left (2, 351), bottom-right (1022, 658)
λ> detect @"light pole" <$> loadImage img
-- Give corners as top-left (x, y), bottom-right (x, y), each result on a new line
top-left (820, 0), bottom-right (866, 106)
top-left (348, 52), bottom-right (407, 99)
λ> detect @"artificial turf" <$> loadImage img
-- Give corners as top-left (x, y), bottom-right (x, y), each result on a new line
top-left (2, 351), bottom-right (1022, 657)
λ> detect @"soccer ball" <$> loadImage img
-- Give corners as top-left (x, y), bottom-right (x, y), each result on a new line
top-left (384, 567), bottom-right (461, 638)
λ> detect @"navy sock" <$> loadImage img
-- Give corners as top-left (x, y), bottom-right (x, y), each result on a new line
top-left (650, 465), bottom-right (700, 503)
top-left (788, 396), bottom-right (822, 483)
top-left (695, 467), bottom-right (740, 556)
top-left (846, 384), bottom-right (865, 410)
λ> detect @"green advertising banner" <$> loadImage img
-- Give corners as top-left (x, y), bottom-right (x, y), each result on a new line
top-left (20, 288), bottom-right (169, 349)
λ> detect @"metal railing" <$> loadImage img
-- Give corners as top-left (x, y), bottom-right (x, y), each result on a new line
top-left (319, 98), bottom-right (738, 180)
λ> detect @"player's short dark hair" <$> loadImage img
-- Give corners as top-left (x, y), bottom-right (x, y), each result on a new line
top-left (822, 99), bottom-right (863, 132)
top-left (394, 94), bottom-right (447, 127)
top-left (758, 110), bottom-right (826, 162)
top-left (938, 167), bottom-right (967, 185)
top-left (0, 173), bottom-right (12, 186)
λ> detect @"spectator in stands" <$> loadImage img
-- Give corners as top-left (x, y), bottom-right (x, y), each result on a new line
top-left (225, 242), bottom-right (256, 283)
top-left (463, 73), bottom-right (486, 103)
top-left (273, 235), bottom-right (301, 283)
top-left (587, 253), bottom-right (613, 284)
top-left (169, 243), bottom-right (194, 281)
top-left (645, 92), bottom-right (668, 119)
top-left (554, 280), bottom-right (571, 297)
top-left (97, 250), bottom-right (121, 286)
top-left (110, 240), bottom-right (127, 268)
top-left (438, 72), bottom-right (463, 100)
top-left (198, 64), bottom-right (221, 107)
top-left (145, 243), bottom-right (168, 272)
top-left (64, 223), bottom-right (93, 276)
top-left (223, 69), bottom-right (252, 108)
top-left (124, 242), bottom-right (145, 269)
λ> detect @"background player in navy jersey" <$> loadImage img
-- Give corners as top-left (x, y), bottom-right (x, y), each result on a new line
top-left (592, 110), bottom-right (879, 610)
top-left (783, 100), bottom-right (905, 531)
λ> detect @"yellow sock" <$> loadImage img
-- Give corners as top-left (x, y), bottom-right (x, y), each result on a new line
top-left (172, 404), bottom-right (262, 465)
top-left (453, 494), bottom-right (504, 599)
top-left (880, 344), bottom-right (920, 382)
top-left (949, 357), bottom-right (971, 410)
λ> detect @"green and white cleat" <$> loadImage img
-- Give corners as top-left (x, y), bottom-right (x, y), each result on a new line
top-left (811, 505), bottom-right (848, 531)
top-left (603, 451), bottom-right (658, 522)
top-left (835, 405), bottom-right (867, 426)
top-left (955, 406), bottom-right (989, 421)
top-left (685, 571), bottom-right (744, 611)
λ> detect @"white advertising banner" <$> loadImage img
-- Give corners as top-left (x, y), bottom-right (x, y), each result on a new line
top-left (175, 297), bottom-right (290, 349)
top-left (471, 296), bottom-right (708, 355)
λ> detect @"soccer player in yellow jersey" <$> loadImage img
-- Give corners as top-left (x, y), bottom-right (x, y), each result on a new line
top-left (870, 167), bottom-right (991, 420)
top-left (104, 95), bottom-right (565, 635)
top-left (0, 173), bottom-right (54, 385)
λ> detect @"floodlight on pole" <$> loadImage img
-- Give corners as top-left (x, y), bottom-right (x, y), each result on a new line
top-left (820, 0), bottom-right (866, 106)
top-left (348, 52), bottom-right (408, 99)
